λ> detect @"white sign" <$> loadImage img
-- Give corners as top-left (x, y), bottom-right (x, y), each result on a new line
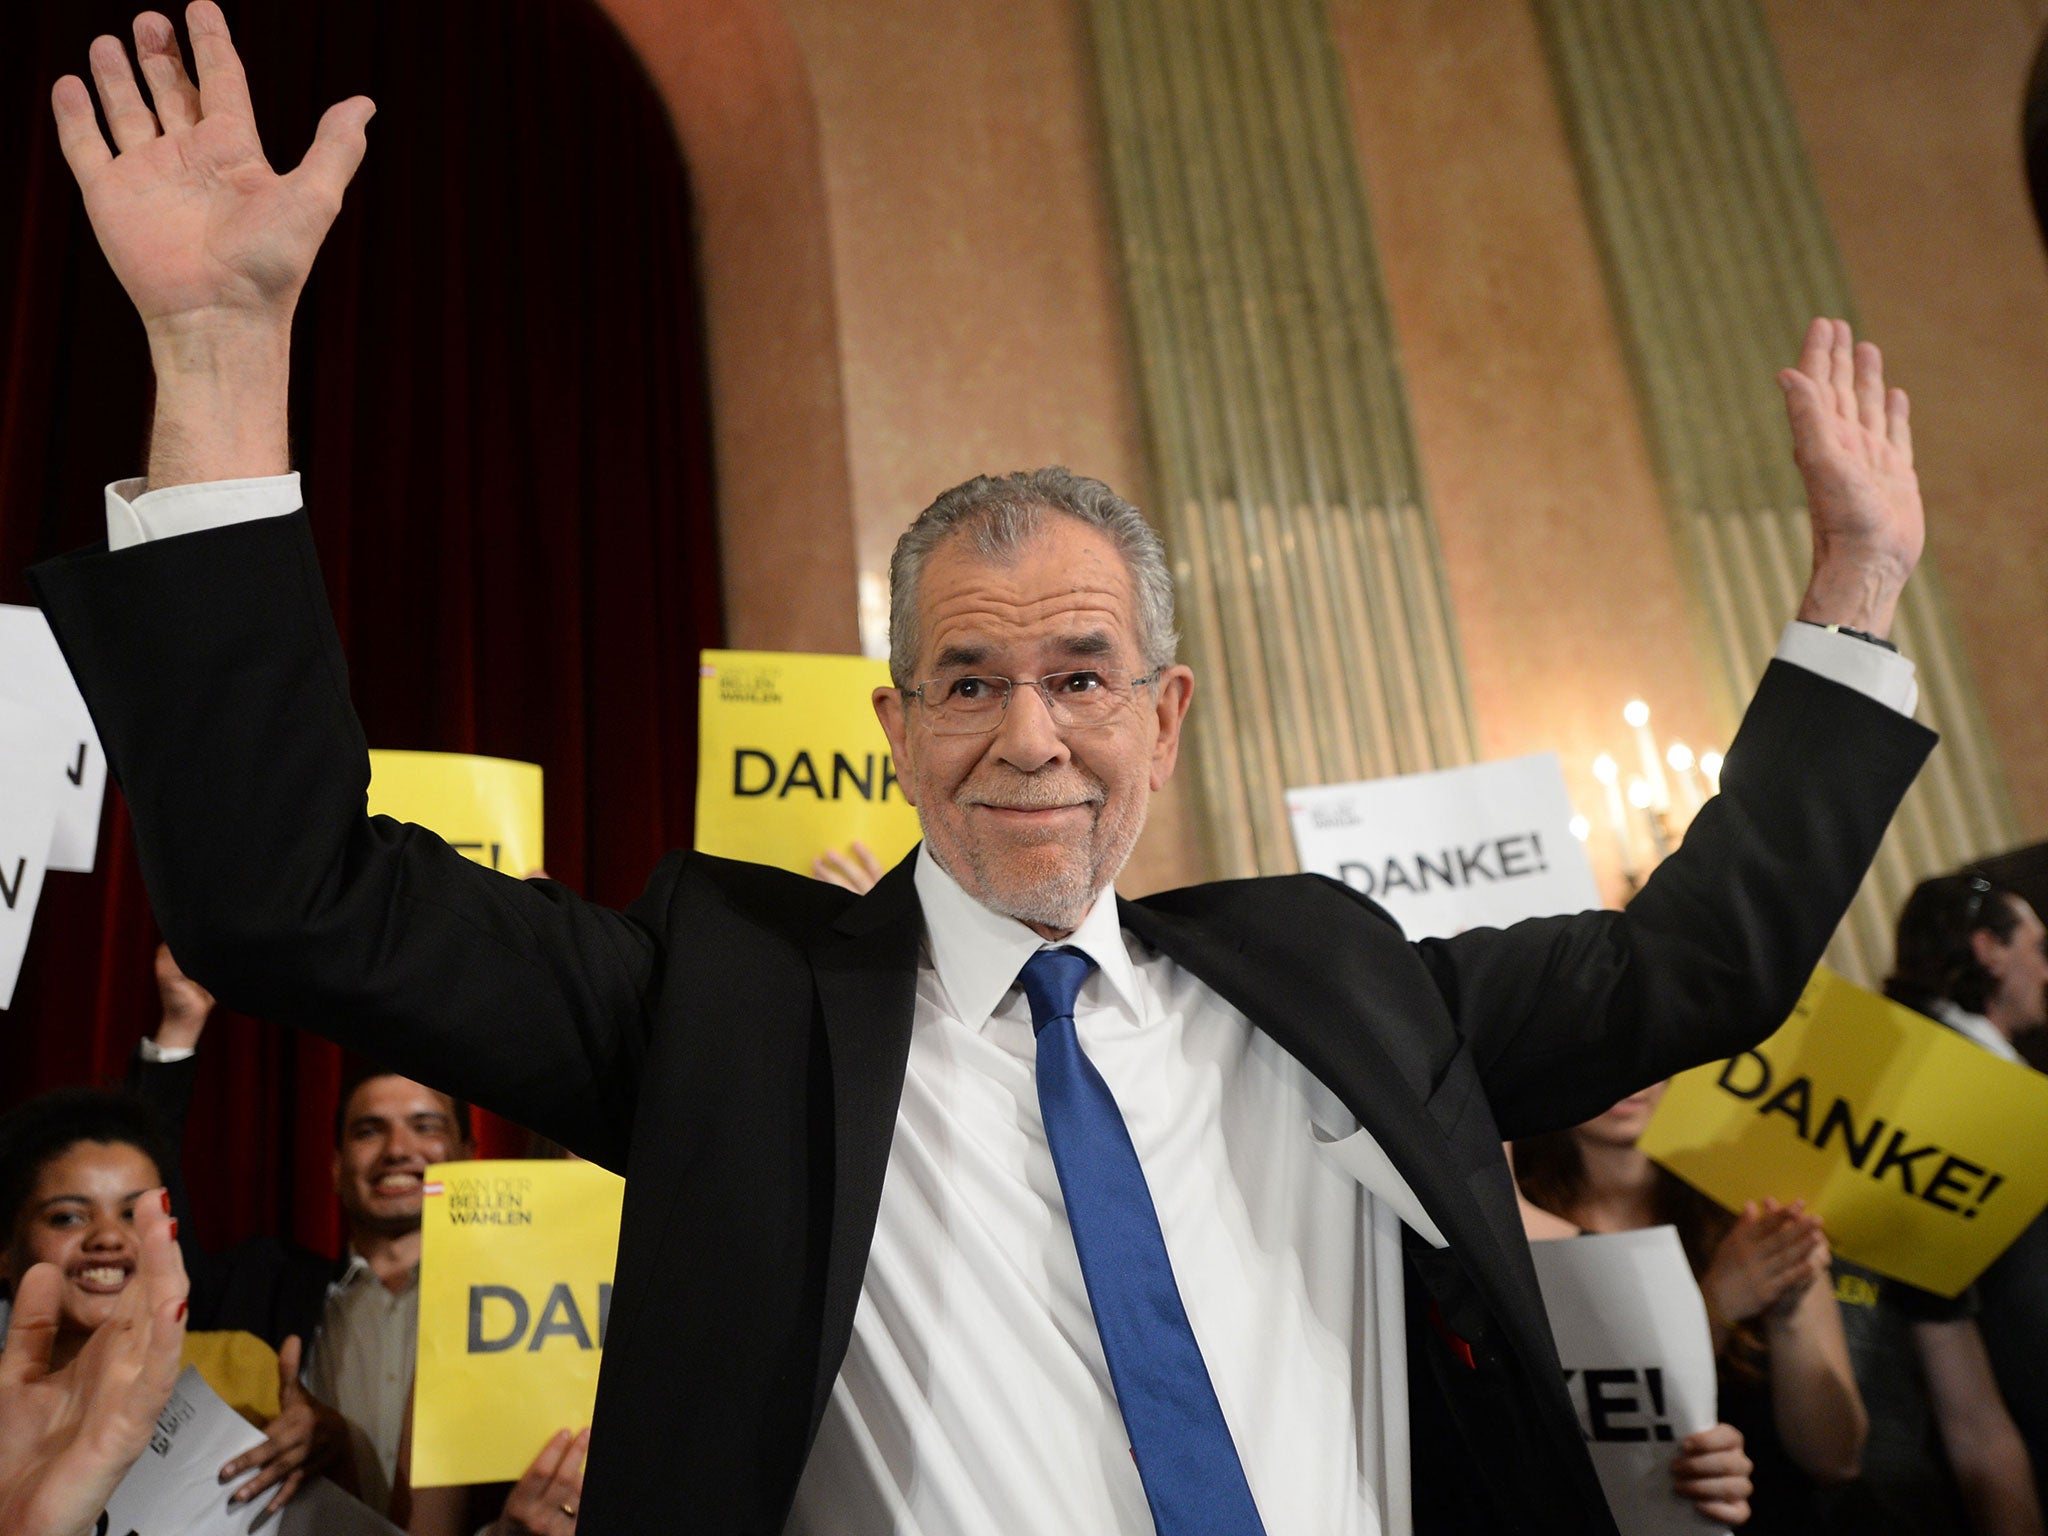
top-left (99, 1367), bottom-right (401, 1535)
top-left (0, 696), bottom-right (62, 1009)
top-left (1530, 1228), bottom-right (1724, 1536)
top-left (1286, 753), bottom-right (1600, 940)
top-left (0, 603), bottom-right (107, 872)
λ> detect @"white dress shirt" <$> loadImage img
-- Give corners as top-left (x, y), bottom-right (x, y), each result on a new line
top-left (788, 852), bottom-right (1410, 1536)
top-left (103, 475), bottom-right (1921, 1536)
top-left (1930, 998), bottom-right (2026, 1064)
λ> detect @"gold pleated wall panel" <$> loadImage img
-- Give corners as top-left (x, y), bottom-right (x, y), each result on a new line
top-left (1086, 0), bottom-right (1476, 878)
top-left (1535, 0), bottom-right (2018, 981)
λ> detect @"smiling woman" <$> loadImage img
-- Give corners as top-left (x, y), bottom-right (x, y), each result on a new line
top-left (0, 1087), bottom-right (344, 1514)
top-left (0, 1090), bottom-right (174, 1366)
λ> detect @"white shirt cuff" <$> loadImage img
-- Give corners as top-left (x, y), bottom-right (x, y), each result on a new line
top-left (105, 473), bottom-right (302, 552)
top-left (1773, 622), bottom-right (1918, 717)
top-left (137, 1037), bottom-right (196, 1064)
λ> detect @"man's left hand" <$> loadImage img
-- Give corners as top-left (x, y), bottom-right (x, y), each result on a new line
top-left (220, 1336), bottom-right (346, 1516)
top-left (1782, 316), bottom-right (1923, 639)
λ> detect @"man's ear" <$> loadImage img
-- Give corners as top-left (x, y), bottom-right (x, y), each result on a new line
top-left (1971, 927), bottom-right (2007, 976)
top-left (1148, 665), bottom-right (1195, 793)
top-left (873, 686), bottom-right (919, 808)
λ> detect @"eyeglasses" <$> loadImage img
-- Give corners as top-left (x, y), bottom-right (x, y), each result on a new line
top-left (902, 667), bottom-right (1161, 736)
top-left (1962, 874), bottom-right (1995, 931)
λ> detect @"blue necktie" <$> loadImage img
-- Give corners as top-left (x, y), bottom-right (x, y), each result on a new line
top-left (1019, 947), bottom-right (1267, 1536)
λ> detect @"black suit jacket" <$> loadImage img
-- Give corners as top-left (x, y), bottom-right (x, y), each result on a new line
top-left (125, 1047), bottom-right (341, 1350)
top-left (33, 511), bottom-right (1935, 1534)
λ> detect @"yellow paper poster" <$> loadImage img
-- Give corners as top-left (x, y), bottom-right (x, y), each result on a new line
top-left (412, 1160), bottom-right (624, 1487)
top-left (694, 649), bottom-right (921, 876)
top-left (366, 750), bottom-right (543, 877)
top-left (1640, 967), bottom-right (2048, 1297)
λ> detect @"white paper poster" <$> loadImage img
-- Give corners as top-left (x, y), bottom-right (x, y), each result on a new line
top-left (1530, 1227), bottom-right (1724, 1536)
top-left (0, 696), bottom-right (63, 1009)
top-left (98, 1367), bottom-right (401, 1535)
top-left (0, 602), bottom-right (107, 872)
top-left (1286, 752), bottom-right (1600, 940)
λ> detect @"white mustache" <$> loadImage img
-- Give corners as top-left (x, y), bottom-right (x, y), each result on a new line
top-left (959, 775), bottom-right (1106, 811)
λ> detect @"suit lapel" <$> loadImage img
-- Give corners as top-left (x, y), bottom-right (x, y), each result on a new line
top-left (1117, 895), bottom-right (1521, 1311)
top-left (805, 850), bottom-right (925, 1421)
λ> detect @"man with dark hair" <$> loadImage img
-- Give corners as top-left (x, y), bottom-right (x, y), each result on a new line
top-left (1886, 875), bottom-right (2048, 1058)
top-left (1884, 875), bottom-right (2048, 1504)
top-left (36, 10), bottom-right (1939, 1534)
top-left (311, 1065), bottom-right (472, 1512)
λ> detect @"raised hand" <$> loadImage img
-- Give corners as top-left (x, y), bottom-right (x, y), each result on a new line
top-left (0, 1189), bottom-right (188, 1536)
top-left (51, 4), bottom-right (371, 341)
top-left (152, 942), bottom-right (215, 1052)
top-left (49, 3), bottom-right (373, 487)
top-left (1781, 316), bottom-right (1924, 638)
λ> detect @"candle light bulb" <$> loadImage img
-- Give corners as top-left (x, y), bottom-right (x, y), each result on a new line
top-left (1569, 815), bottom-right (1590, 842)
top-left (1627, 777), bottom-right (1653, 810)
top-left (1666, 742), bottom-right (1695, 773)
top-left (1593, 754), bottom-right (1619, 785)
top-left (1700, 751), bottom-right (1724, 792)
top-left (1623, 699), bottom-right (1650, 729)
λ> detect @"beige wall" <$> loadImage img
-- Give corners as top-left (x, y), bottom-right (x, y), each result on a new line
top-left (1329, 0), bottom-right (1726, 903)
top-left (1765, 0), bottom-right (2048, 840)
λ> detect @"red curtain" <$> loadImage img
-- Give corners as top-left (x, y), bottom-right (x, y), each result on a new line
top-left (0, 0), bottom-right (723, 1258)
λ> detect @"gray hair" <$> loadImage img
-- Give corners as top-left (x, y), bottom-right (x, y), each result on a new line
top-left (887, 468), bottom-right (1179, 686)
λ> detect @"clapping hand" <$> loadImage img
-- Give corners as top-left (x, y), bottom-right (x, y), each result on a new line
top-left (1781, 316), bottom-right (1924, 639)
top-left (1701, 1197), bottom-right (1830, 1329)
top-left (0, 1189), bottom-right (188, 1536)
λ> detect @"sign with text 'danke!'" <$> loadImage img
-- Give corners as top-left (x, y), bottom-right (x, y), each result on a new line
top-left (1287, 752), bottom-right (1600, 939)
top-left (1640, 966), bottom-right (2048, 1297)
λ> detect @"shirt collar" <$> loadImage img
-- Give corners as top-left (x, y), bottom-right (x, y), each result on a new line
top-left (1929, 998), bottom-right (2026, 1064)
top-left (913, 847), bottom-right (1143, 1032)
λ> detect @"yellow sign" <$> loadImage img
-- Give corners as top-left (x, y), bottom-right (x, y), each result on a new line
top-left (411, 1160), bottom-right (624, 1487)
top-left (694, 649), bottom-right (921, 876)
top-left (1640, 967), bottom-right (2048, 1297)
top-left (366, 750), bottom-right (543, 877)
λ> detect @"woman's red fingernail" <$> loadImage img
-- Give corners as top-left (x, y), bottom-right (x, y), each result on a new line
top-left (160, 1190), bottom-right (172, 1215)
top-left (176, 1300), bottom-right (188, 1322)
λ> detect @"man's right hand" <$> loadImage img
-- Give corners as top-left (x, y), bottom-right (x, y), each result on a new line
top-left (50, 3), bottom-right (373, 486)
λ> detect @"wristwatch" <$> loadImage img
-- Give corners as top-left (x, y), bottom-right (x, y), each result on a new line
top-left (1798, 620), bottom-right (1898, 653)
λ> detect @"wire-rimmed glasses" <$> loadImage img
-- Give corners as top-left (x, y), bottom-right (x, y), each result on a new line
top-left (902, 667), bottom-right (1161, 735)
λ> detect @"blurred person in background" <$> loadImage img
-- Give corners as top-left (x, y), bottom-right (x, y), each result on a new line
top-left (1820, 1255), bottom-right (2043, 1536)
top-left (1517, 1084), bottom-right (1867, 1535)
top-left (0, 1182), bottom-right (187, 1536)
top-left (1877, 873), bottom-right (2048, 1526)
top-left (139, 945), bottom-right (589, 1531)
top-left (0, 1086), bottom-right (342, 1517)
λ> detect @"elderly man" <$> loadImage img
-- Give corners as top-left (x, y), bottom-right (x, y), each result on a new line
top-left (36, 8), bottom-right (1934, 1535)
